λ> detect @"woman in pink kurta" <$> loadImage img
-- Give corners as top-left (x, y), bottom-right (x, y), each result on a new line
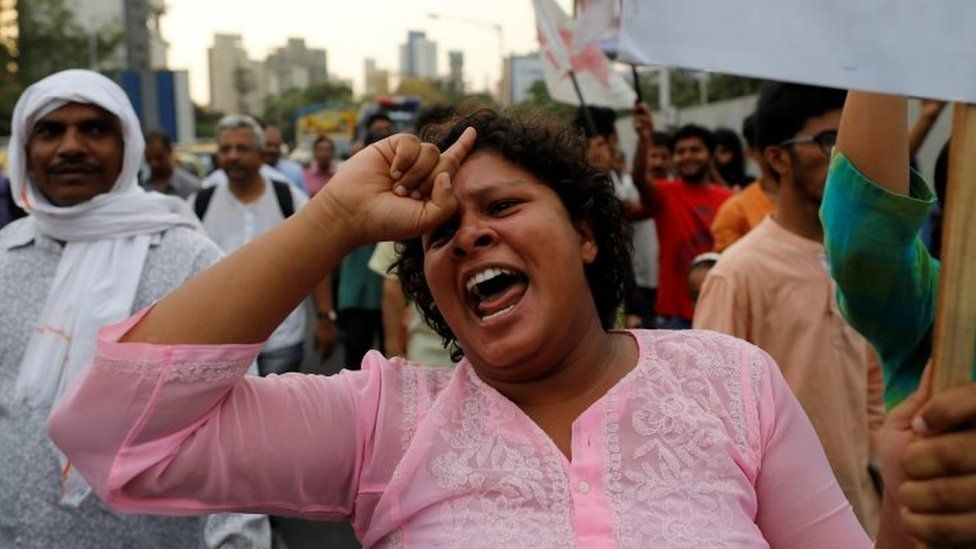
top-left (47, 108), bottom-right (976, 547)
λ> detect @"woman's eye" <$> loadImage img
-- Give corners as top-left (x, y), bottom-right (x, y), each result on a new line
top-left (487, 199), bottom-right (519, 215)
top-left (428, 224), bottom-right (456, 247)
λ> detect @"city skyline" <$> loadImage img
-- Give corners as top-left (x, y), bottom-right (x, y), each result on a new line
top-left (162, 0), bottom-right (574, 104)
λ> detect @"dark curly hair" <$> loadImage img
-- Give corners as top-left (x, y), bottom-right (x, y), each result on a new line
top-left (392, 108), bottom-right (633, 362)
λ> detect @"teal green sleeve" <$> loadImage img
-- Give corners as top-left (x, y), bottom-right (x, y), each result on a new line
top-left (338, 244), bottom-right (384, 311)
top-left (821, 153), bottom-right (945, 408)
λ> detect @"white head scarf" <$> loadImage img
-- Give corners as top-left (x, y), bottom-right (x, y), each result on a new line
top-left (10, 69), bottom-right (200, 506)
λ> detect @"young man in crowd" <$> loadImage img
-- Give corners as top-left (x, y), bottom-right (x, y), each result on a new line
top-left (709, 114), bottom-right (776, 252)
top-left (0, 69), bottom-right (269, 548)
top-left (140, 128), bottom-right (201, 199)
top-left (303, 134), bottom-right (336, 197)
top-left (191, 114), bottom-right (335, 374)
top-left (632, 103), bottom-right (733, 328)
top-left (262, 124), bottom-right (306, 192)
top-left (693, 83), bottom-right (883, 533)
top-left (645, 130), bottom-right (674, 181)
top-left (576, 106), bottom-right (660, 329)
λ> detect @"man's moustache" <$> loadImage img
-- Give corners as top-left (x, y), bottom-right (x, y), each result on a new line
top-left (47, 162), bottom-right (102, 174)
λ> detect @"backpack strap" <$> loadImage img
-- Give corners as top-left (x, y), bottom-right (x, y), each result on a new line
top-left (271, 180), bottom-right (295, 218)
top-left (193, 186), bottom-right (217, 220)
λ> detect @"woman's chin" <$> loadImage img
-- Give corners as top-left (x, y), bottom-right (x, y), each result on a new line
top-left (462, 335), bottom-right (550, 381)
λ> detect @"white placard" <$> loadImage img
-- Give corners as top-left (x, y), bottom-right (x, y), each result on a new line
top-left (618, 0), bottom-right (976, 103)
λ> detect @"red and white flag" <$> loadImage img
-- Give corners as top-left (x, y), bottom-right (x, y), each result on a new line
top-left (571, 0), bottom-right (620, 55)
top-left (532, 0), bottom-right (635, 108)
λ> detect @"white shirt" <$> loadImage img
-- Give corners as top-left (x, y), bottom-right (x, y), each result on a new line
top-left (202, 165), bottom-right (290, 189)
top-left (189, 178), bottom-right (310, 352)
top-left (611, 172), bottom-right (659, 289)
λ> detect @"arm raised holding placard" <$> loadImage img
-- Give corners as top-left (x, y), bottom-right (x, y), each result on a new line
top-left (631, 100), bottom-right (665, 215)
top-left (823, 91), bottom-right (976, 546)
top-left (822, 92), bottom-right (939, 408)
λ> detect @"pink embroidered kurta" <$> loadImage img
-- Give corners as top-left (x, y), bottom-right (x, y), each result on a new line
top-left (48, 310), bottom-right (870, 548)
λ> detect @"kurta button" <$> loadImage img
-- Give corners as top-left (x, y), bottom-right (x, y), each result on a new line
top-left (577, 481), bottom-right (590, 494)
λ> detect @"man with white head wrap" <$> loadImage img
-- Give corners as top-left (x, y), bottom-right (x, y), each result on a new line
top-left (0, 70), bottom-right (270, 548)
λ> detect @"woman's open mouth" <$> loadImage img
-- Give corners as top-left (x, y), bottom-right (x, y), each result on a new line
top-left (464, 266), bottom-right (529, 322)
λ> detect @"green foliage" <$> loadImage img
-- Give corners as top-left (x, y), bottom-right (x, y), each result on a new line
top-left (510, 80), bottom-right (577, 123)
top-left (194, 103), bottom-right (224, 139)
top-left (262, 80), bottom-right (353, 144)
top-left (636, 69), bottom-right (764, 111)
top-left (17, 0), bottom-right (124, 84)
top-left (0, 0), bottom-right (124, 135)
top-left (707, 73), bottom-right (765, 102)
top-left (395, 77), bottom-right (446, 104)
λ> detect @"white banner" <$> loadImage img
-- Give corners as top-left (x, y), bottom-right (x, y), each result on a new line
top-left (618, 0), bottom-right (976, 103)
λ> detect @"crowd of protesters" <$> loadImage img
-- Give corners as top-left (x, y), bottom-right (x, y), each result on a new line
top-left (2, 67), bottom-right (976, 549)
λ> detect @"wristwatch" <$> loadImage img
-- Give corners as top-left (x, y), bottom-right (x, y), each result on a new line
top-left (319, 310), bottom-right (337, 322)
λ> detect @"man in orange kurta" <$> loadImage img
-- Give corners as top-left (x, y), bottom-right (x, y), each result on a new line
top-left (710, 114), bottom-right (776, 252)
top-left (710, 179), bottom-right (774, 252)
top-left (693, 83), bottom-right (883, 534)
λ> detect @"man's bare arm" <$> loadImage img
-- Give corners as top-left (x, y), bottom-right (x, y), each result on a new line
top-left (631, 101), bottom-right (663, 216)
top-left (835, 91), bottom-right (910, 195)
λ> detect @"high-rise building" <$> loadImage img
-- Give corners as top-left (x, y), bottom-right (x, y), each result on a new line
top-left (398, 30), bottom-right (438, 80)
top-left (264, 38), bottom-right (328, 96)
top-left (447, 50), bottom-right (464, 95)
top-left (210, 35), bottom-right (330, 115)
top-left (364, 58), bottom-right (390, 96)
top-left (208, 33), bottom-right (264, 115)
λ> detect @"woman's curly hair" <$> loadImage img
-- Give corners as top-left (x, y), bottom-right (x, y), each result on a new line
top-left (392, 107), bottom-right (633, 362)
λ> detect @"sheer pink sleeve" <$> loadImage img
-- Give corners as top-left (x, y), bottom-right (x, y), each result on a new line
top-left (752, 349), bottom-right (873, 548)
top-left (48, 308), bottom-right (385, 520)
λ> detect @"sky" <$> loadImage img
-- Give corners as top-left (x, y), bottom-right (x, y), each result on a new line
top-left (162, 0), bottom-right (575, 105)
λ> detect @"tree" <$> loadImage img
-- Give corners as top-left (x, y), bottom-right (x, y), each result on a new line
top-left (0, 0), bottom-right (123, 134)
top-left (17, 0), bottom-right (124, 84)
top-left (262, 80), bottom-right (353, 144)
top-left (194, 103), bottom-right (224, 139)
top-left (395, 77), bottom-right (445, 104)
top-left (636, 69), bottom-right (765, 113)
top-left (510, 80), bottom-right (577, 123)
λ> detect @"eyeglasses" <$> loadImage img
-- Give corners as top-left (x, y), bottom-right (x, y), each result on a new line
top-left (779, 129), bottom-right (838, 156)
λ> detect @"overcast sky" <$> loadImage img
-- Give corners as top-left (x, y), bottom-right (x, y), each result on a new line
top-left (162, 0), bottom-right (574, 104)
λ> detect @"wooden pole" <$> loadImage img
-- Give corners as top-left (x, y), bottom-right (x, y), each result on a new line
top-left (929, 103), bottom-right (976, 396)
top-left (916, 103), bottom-right (976, 549)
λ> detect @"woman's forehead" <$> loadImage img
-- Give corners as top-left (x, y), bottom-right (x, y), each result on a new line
top-left (454, 150), bottom-right (543, 195)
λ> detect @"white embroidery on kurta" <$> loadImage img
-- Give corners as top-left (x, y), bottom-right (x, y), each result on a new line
top-left (605, 332), bottom-right (762, 548)
top-left (426, 366), bottom-right (573, 548)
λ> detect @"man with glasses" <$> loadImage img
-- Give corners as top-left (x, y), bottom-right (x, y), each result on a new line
top-left (693, 83), bottom-right (884, 534)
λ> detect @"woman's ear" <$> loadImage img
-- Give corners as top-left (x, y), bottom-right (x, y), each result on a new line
top-left (576, 220), bottom-right (599, 264)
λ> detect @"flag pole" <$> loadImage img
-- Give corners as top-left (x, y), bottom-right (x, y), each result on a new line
top-left (567, 69), bottom-right (599, 137)
top-left (631, 64), bottom-right (642, 103)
